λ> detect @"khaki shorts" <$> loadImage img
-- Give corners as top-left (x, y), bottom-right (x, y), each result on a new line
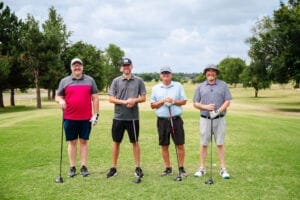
top-left (199, 117), bottom-right (226, 145)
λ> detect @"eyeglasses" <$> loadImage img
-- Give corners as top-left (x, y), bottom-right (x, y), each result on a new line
top-left (72, 62), bottom-right (82, 66)
top-left (161, 71), bottom-right (171, 75)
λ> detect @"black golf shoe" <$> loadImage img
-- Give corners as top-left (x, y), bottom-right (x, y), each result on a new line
top-left (134, 167), bottom-right (144, 178)
top-left (161, 167), bottom-right (172, 176)
top-left (107, 167), bottom-right (117, 178)
top-left (68, 166), bottom-right (76, 177)
top-left (179, 167), bottom-right (188, 177)
top-left (80, 165), bottom-right (89, 177)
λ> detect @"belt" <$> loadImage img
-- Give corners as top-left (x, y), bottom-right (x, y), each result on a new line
top-left (158, 116), bottom-right (181, 120)
top-left (201, 115), bottom-right (224, 120)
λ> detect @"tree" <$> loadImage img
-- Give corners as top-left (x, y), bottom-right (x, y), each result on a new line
top-left (0, 2), bottom-right (27, 107)
top-left (218, 57), bottom-right (246, 87)
top-left (62, 41), bottom-right (105, 91)
top-left (246, 17), bottom-right (273, 97)
top-left (20, 15), bottom-right (45, 108)
top-left (272, 0), bottom-right (300, 87)
top-left (41, 6), bottom-right (71, 100)
top-left (104, 44), bottom-right (124, 90)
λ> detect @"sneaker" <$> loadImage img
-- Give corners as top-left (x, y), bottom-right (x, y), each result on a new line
top-left (161, 167), bottom-right (172, 176)
top-left (107, 167), bottom-right (117, 178)
top-left (194, 168), bottom-right (206, 177)
top-left (220, 168), bottom-right (230, 179)
top-left (68, 166), bottom-right (76, 177)
top-left (179, 167), bottom-right (188, 177)
top-left (134, 167), bottom-right (144, 178)
top-left (80, 165), bottom-right (89, 177)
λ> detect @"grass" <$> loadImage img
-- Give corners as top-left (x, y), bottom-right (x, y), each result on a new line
top-left (0, 84), bottom-right (299, 200)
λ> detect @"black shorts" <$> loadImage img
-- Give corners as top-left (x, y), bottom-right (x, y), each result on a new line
top-left (112, 119), bottom-right (139, 143)
top-left (64, 119), bottom-right (91, 141)
top-left (157, 116), bottom-right (185, 146)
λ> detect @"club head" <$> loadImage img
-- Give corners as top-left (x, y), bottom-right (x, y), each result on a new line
top-left (55, 176), bottom-right (64, 183)
top-left (174, 176), bottom-right (182, 182)
top-left (133, 177), bottom-right (142, 184)
top-left (205, 179), bottom-right (214, 185)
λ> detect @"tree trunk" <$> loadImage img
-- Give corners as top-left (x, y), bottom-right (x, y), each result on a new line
top-left (47, 89), bottom-right (51, 100)
top-left (34, 69), bottom-right (42, 109)
top-left (10, 88), bottom-right (15, 106)
top-left (255, 89), bottom-right (258, 98)
top-left (0, 89), bottom-right (4, 108)
top-left (52, 88), bottom-right (56, 100)
top-left (294, 79), bottom-right (299, 89)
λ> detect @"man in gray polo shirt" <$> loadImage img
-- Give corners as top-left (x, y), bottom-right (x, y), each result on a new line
top-left (193, 64), bottom-right (232, 179)
top-left (106, 58), bottom-right (146, 179)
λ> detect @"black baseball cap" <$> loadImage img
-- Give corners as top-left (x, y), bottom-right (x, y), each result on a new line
top-left (121, 58), bottom-right (132, 65)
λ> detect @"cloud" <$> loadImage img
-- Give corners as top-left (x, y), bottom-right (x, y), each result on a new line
top-left (3, 0), bottom-right (288, 72)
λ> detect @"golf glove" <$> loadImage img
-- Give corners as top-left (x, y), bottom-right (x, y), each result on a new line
top-left (90, 113), bottom-right (99, 125)
top-left (209, 110), bottom-right (220, 119)
top-left (164, 102), bottom-right (172, 107)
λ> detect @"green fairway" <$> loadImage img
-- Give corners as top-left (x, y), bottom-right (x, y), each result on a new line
top-left (0, 84), bottom-right (299, 200)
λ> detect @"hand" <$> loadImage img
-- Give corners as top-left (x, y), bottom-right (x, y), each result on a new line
top-left (209, 110), bottom-right (219, 119)
top-left (164, 102), bottom-right (172, 107)
top-left (90, 113), bottom-right (99, 125)
top-left (126, 98), bottom-right (136, 108)
top-left (164, 97), bottom-right (174, 107)
top-left (206, 104), bottom-right (215, 111)
top-left (58, 100), bottom-right (66, 109)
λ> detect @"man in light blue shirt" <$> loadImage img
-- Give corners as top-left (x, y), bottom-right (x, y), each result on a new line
top-left (151, 66), bottom-right (188, 178)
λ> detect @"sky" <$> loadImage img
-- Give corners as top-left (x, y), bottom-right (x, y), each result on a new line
top-left (3, 0), bottom-right (287, 73)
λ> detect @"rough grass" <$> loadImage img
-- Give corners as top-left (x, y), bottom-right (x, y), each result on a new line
top-left (0, 84), bottom-right (299, 200)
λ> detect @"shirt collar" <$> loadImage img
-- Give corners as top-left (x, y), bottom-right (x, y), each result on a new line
top-left (122, 74), bottom-right (134, 80)
top-left (160, 81), bottom-right (174, 88)
top-left (71, 74), bottom-right (84, 80)
top-left (205, 79), bottom-right (217, 85)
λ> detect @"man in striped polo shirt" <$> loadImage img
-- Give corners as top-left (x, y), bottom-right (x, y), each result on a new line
top-left (193, 64), bottom-right (232, 179)
top-left (56, 58), bottom-right (99, 177)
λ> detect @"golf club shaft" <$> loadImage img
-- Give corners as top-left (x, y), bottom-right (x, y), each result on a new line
top-left (168, 107), bottom-right (181, 177)
top-left (210, 119), bottom-right (213, 180)
top-left (59, 111), bottom-right (64, 177)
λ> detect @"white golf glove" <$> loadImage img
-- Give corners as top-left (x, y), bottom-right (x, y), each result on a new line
top-left (90, 113), bottom-right (99, 125)
top-left (164, 102), bottom-right (172, 107)
top-left (209, 110), bottom-right (220, 119)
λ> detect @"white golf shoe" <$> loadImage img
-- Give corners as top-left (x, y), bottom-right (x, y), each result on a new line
top-left (220, 168), bottom-right (230, 179)
top-left (194, 168), bottom-right (206, 177)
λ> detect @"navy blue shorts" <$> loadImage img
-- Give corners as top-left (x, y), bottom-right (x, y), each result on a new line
top-left (64, 119), bottom-right (91, 141)
top-left (112, 119), bottom-right (139, 143)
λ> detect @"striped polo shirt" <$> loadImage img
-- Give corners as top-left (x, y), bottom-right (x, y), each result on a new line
top-left (56, 74), bottom-right (98, 120)
top-left (193, 79), bottom-right (232, 117)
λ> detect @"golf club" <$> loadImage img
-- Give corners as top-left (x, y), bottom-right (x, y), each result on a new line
top-left (168, 107), bottom-right (182, 182)
top-left (205, 118), bottom-right (214, 185)
top-left (55, 111), bottom-right (64, 183)
top-left (132, 119), bottom-right (142, 184)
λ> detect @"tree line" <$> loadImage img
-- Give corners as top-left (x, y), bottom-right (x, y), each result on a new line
top-left (0, 3), bottom-right (125, 108)
top-left (1, 0), bottom-right (299, 108)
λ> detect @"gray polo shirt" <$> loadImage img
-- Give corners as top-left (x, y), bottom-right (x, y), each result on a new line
top-left (193, 79), bottom-right (232, 117)
top-left (109, 75), bottom-right (146, 120)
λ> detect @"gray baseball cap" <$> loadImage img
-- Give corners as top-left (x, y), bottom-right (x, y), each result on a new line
top-left (203, 64), bottom-right (220, 74)
top-left (160, 66), bottom-right (172, 73)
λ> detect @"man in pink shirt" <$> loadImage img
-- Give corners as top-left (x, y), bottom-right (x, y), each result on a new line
top-left (56, 58), bottom-right (99, 177)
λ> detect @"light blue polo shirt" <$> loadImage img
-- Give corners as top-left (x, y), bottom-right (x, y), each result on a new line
top-left (151, 81), bottom-right (187, 118)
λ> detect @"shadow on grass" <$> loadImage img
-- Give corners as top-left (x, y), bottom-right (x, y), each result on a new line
top-left (0, 105), bottom-right (36, 114)
top-left (276, 108), bottom-right (300, 113)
